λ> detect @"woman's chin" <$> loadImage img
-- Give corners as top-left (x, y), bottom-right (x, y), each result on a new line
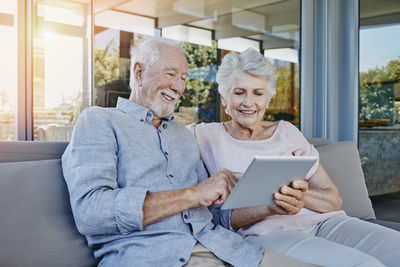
top-left (234, 117), bottom-right (260, 127)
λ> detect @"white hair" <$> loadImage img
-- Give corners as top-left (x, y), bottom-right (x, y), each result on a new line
top-left (129, 38), bottom-right (186, 91)
top-left (216, 48), bottom-right (277, 99)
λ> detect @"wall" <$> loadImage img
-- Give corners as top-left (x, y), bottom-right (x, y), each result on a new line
top-left (359, 128), bottom-right (400, 196)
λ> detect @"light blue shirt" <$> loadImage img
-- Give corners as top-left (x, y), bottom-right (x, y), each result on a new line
top-left (62, 97), bottom-right (263, 267)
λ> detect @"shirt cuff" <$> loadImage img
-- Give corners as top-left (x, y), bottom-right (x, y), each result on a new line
top-left (114, 187), bottom-right (148, 235)
top-left (220, 208), bottom-right (236, 232)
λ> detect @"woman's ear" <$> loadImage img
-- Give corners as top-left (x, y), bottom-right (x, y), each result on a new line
top-left (133, 62), bottom-right (144, 86)
top-left (221, 96), bottom-right (227, 106)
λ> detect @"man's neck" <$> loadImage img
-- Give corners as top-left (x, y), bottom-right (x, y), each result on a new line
top-left (152, 116), bottom-right (162, 129)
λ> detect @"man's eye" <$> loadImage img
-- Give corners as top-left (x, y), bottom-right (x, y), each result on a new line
top-left (166, 73), bottom-right (175, 78)
top-left (181, 76), bottom-right (187, 81)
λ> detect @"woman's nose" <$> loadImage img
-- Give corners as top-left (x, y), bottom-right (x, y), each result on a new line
top-left (242, 94), bottom-right (253, 106)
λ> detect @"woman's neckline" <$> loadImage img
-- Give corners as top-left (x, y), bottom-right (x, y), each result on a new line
top-left (220, 120), bottom-right (282, 143)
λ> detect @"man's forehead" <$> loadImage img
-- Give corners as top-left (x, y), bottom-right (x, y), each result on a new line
top-left (158, 47), bottom-right (188, 72)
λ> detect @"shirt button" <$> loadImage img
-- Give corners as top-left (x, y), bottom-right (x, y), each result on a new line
top-left (184, 214), bottom-right (188, 219)
top-left (140, 119), bottom-right (144, 122)
top-left (169, 174), bottom-right (173, 178)
top-left (179, 258), bottom-right (185, 262)
top-left (163, 124), bottom-right (167, 129)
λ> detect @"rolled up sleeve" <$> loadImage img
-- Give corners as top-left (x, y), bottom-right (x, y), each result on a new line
top-left (114, 187), bottom-right (148, 234)
top-left (209, 205), bottom-right (235, 231)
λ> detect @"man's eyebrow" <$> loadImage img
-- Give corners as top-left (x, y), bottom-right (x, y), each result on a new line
top-left (164, 67), bottom-right (188, 76)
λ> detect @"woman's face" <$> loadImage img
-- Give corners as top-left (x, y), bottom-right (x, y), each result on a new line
top-left (224, 71), bottom-right (270, 128)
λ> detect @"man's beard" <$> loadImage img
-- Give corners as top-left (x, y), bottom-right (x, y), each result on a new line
top-left (149, 90), bottom-right (178, 118)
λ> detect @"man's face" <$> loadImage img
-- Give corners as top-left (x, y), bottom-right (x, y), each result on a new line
top-left (138, 46), bottom-right (188, 119)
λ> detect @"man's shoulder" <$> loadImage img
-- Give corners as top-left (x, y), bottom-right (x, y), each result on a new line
top-left (78, 106), bottom-right (122, 122)
top-left (81, 106), bottom-right (118, 116)
top-left (169, 120), bottom-right (195, 137)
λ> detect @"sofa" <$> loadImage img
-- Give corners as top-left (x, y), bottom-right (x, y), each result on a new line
top-left (0, 139), bottom-right (399, 267)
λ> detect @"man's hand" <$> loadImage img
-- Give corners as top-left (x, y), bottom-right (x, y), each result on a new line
top-left (273, 179), bottom-right (308, 215)
top-left (193, 169), bottom-right (239, 207)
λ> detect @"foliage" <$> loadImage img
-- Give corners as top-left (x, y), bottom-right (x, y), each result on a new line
top-left (94, 39), bottom-right (120, 88)
top-left (179, 41), bottom-right (218, 109)
top-left (0, 91), bottom-right (9, 110)
top-left (359, 58), bottom-right (400, 122)
top-left (265, 65), bottom-right (299, 122)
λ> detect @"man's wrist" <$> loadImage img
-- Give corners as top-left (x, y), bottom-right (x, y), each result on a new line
top-left (186, 186), bottom-right (201, 207)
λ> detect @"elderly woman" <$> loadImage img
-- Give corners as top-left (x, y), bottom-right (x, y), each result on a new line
top-left (189, 48), bottom-right (400, 267)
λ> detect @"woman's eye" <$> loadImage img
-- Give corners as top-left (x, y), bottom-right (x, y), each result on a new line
top-left (234, 92), bottom-right (243, 95)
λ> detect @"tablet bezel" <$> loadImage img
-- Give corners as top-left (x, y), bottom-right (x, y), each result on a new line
top-left (221, 156), bottom-right (318, 210)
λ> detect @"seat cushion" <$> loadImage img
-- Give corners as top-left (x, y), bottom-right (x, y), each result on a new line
top-left (0, 159), bottom-right (97, 267)
top-left (316, 142), bottom-right (376, 220)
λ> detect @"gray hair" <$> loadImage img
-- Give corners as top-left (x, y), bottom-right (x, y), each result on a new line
top-left (129, 38), bottom-right (186, 90)
top-left (216, 48), bottom-right (277, 99)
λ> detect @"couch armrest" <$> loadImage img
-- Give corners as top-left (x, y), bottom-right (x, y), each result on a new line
top-left (367, 219), bottom-right (400, 231)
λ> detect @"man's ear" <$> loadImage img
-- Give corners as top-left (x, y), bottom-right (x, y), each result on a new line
top-left (133, 62), bottom-right (144, 86)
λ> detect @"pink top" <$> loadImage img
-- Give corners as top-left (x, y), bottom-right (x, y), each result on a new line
top-left (188, 121), bottom-right (345, 236)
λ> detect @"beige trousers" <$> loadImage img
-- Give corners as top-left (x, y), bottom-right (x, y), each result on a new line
top-left (184, 242), bottom-right (319, 267)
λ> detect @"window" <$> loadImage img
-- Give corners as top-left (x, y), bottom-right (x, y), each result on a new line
top-left (359, 0), bottom-right (400, 197)
top-left (32, 0), bottom-right (92, 141)
top-left (94, 0), bottom-right (301, 126)
top-left (0, 0), bottom-right (18, 140)
top-left (0, 0), bottom-right (300, 140)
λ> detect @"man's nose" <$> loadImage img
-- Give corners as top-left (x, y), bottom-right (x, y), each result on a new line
top-left (170, 76), bottom-right (186, 93)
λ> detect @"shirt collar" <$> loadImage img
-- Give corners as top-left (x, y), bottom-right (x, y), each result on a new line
top-left (116, 97), bottom-right (174, 123)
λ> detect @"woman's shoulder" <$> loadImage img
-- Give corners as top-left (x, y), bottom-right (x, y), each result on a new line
top-left (187, 122), bottom-right (223, 139)
top-left (277, 120), bottom-right (310, 144)
top-left (276, 120), bottom-right (301, 132)
top-left (189, 122), bottom-right (222, 132)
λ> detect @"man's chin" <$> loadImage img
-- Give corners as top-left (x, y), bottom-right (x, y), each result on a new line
top-left (151, 103), bottom-right (176, 119)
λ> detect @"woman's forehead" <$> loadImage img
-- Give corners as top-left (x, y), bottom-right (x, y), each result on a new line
top-left (232, 71), bottom-right (268, 89)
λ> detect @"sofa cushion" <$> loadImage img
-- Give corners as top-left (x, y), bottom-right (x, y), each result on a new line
top-left (0, 141), bottom-right (68, 163)
top-left (0, 159), bottom-right (97, 267)
top-left (317, 142), bottom-right (376, 220)
top-left (307, 138), bottom-right (332, 148)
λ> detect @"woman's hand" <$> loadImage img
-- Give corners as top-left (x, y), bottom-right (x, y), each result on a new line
top-left (273, 179), bottom-right (308, 215)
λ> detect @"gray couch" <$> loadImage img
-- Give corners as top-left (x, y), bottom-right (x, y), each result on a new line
top-left (0, 139), bottom-right (399, 267)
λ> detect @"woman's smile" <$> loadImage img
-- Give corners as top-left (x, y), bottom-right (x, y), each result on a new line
top-left (238, 109), bottom-right (257, 116)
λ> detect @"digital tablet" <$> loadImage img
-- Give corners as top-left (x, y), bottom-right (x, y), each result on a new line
top-left (221, 156), bottom-right (318, 210)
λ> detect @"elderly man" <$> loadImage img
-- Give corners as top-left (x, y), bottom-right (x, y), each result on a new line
top-left (62, 38), bottom-right (315, 267)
